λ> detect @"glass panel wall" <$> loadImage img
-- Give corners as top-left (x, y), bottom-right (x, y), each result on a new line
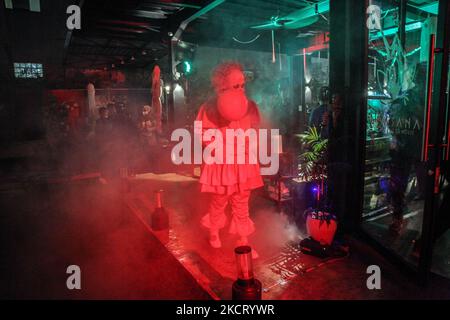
top-left (362, 0), bottom-right (439, 268)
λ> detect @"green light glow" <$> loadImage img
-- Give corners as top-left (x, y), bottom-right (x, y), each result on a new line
top-left (414, 1), bottom-right (439, 15)
top-left (370, 22), bottom-right (422, 40)
top-left (183, 61), bottom-right (191, 74)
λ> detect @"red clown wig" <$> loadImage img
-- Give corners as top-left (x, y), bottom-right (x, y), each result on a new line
top-left (211, 61), bottom-right (244, 93)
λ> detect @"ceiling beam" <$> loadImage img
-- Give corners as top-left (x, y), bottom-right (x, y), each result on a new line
top-left (144, 2), bottom-right (202, 10)
top-left (173, 0), bottom-right (226, 41)
top-left (229, 0), bottom-right (299, 15)
top-left (70, 44), bottom-right (147, 51)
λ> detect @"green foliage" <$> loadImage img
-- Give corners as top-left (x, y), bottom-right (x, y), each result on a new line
top-left (298, 126), bottom-right (328, 182)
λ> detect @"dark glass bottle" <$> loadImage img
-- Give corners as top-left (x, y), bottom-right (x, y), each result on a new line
top-left (232, 246), bottom-right (262, 300)
top-left (151, 190), bottom-right (169, 230)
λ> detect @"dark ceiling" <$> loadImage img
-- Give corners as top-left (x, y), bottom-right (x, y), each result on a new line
top-left (64, 0), bottom-right (329, 70)
top-left (1, 0), bottom-right (439, 77)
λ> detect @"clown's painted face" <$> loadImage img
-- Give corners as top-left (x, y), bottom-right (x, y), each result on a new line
top-left (220, 69), bottom-right (245, 94)
top-left (216, 69), bottom-right (248, 121)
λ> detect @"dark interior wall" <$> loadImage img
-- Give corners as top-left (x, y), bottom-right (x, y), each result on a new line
top-left (0, 84), bottom-right (13, 142)
top-left (5, 5), bottom-right (47, 140)
top-left (0, 0), bottom-right (69, 142)
top-left (6, 1), bottom-right (69, 82)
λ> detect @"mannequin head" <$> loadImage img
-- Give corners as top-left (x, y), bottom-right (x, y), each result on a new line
top-left (142, 105), bottom-right (152, 116)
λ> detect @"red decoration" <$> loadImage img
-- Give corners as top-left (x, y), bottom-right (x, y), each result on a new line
top-left (151, 65), bottom-right (162, 132)
top-left (306, 212), bottom-right (337, 246)
top-left (111, 70), bottom-right (126, 83)
top-left (217, 91), bottom-right (248, 121)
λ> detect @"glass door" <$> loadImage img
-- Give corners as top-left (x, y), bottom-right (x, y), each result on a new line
top-left (361, 0), bottom-right (444, 274)
top-left (429, 0), bottom-right (450, 280)
top-left (430, 62), bottom-right (450, 280)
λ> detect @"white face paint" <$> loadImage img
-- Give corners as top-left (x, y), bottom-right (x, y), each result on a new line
top-left (219, 70), bottom-right (246, 94)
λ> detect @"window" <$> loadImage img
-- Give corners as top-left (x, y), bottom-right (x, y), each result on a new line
top-left (14, 63), bottom-right (43, 79)
top-left (4, 0), bottom-right (41, 12)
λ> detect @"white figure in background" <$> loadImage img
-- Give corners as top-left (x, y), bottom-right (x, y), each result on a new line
top-left (86, 82), bottom-right (97, 139)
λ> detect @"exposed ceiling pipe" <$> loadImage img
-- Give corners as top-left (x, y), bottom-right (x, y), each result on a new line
top-left (251, 0), bottom-right (329, 30)
top-left (173, 0), bottom-right (226, 42)
top-left (170, 0), bottom-right (226, 77)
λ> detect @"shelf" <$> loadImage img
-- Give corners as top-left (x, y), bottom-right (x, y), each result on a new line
top-left (365, 157), bottom-right (390, 166)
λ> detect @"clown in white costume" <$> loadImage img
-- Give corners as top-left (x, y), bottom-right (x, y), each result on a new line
top-left (196, 62), bottom-right (263, 258)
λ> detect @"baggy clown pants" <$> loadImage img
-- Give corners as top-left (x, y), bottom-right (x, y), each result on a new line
top-left (201, 190), bottom-right (255, 237)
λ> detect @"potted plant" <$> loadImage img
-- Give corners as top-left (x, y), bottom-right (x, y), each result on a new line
top-left (297, 126), bottom-right (337, 246)
top-left (297, 126), bottom-right (328, 185)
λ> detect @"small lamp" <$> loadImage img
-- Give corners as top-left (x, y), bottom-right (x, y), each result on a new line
top-left (232, 246), bottom-right (262, 300)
